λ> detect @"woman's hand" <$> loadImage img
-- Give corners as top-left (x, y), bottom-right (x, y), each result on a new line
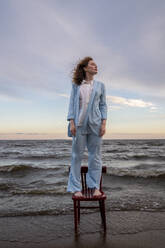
top-left (70, 120), bottom-right (76, 136)
top-left (99, 120), bottom-right (106, 137)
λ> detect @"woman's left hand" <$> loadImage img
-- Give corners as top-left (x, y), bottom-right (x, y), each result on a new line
top-left (99, 123), bottom-right (106, 137)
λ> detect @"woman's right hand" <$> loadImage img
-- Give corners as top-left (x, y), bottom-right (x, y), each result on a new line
top-left (70, 120), bottom-right (76, 136)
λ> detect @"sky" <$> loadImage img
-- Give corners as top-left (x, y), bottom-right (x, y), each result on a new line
top-left (0, 0), bottom-right (165, 140)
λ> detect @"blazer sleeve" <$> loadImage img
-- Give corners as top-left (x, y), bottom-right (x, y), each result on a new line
top-left (99, 83), bottom-right (107, 120)
top-left (67, 83), bottom-right (75, 121)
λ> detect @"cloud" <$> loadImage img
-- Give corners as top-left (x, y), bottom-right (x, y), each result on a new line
top-left (107, 95), bottom-right (156, 110)
top-left (57, 93), bottom-right (69, 98)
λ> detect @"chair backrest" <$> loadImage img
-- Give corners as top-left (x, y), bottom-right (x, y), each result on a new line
top-left (80, 166), bottom-right (106, 193)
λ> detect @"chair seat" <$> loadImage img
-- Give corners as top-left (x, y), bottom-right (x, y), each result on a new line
top-left (72, 189), bottom-right (106, 201)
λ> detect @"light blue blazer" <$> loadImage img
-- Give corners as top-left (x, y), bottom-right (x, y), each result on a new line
top-left (67, 80), bottom-right (107, 137)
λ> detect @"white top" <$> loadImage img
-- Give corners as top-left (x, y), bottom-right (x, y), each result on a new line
top-left (78, 79), bottom-right (94, 126)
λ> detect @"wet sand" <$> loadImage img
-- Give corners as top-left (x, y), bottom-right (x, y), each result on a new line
top-left (1, 210), bottom-right (165, 248)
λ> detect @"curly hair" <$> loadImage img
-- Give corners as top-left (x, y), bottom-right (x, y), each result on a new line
top-left (71, 56), bottom-right (93, 85)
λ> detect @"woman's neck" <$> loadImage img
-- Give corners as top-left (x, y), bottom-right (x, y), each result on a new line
top-left (85, 73), bottom-right (94, 81)
top-left (85, 76), bottom-right (94, 82)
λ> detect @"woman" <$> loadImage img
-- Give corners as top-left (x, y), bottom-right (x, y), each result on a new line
top-left (67, 56), bottom-right (107, 197)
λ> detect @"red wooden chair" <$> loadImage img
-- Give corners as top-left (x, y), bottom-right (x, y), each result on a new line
top-left (69, 166), bottom-right (107, 232)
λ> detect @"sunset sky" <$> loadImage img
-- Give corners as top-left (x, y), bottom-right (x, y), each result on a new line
top-left (0, 0), bottom-right (165, 140)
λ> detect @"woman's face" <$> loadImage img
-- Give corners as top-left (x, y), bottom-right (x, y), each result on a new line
top-left (84, 60), bottom-right (98, 75)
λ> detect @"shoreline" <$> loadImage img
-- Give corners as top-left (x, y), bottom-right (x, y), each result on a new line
top-left (1, 210), bottom-right (165, 248)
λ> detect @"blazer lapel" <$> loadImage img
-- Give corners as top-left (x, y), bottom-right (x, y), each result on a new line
top-left (88, 79), bottom-right (97, 107)
top-left (75, 85), bottom-right (80, 125)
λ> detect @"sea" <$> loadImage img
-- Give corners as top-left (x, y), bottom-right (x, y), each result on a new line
top-left (0, 139), bottom-right (165, 217)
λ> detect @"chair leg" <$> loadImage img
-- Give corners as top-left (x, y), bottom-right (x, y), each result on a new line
top-left (99, 200), bottom-right (106, 231)
top-left (78, 200), bottom-right (80, 224)
top-left (99, 200), bottom-right (103, 223)
top-left (73, 200), bottom-right (78, 232)
top-left (101, 200), bottom-right (106, 231)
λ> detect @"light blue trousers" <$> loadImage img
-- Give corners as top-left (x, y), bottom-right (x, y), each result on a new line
top-left (67, 123), bottom-right (102, 193)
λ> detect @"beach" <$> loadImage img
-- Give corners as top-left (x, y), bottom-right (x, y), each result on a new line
top-left (0, 139), bottom-right (165, 247)
top-left (1, 210), bottom-right (165, 248)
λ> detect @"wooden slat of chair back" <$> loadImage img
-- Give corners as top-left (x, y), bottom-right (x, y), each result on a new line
top-left (80, 166), bottom-right (107, 173)
top-left (68, 165), bottom-right (106, 194)
top-left (68, 166), bottom-right (106, 174)
top-left (80, 166), bottom-right (106, 194)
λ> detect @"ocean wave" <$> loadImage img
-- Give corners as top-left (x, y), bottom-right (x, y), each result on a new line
top-left (10, 187), bottom-right (67, 195)
top-left (0, 151), bottom-right (22, 158)
top-left (105, 153), bottom-right (165, 161)
top-left (7, 143), bottom-right (37, 148)
top-left (107, 167), bottom-right (165, 178)
top-left (105, 149), bottom-right (128, 153)
top-left (0, 183), bottom-right (13, 190)
top-left (18, 153), bottom-right (70, 160)
top-left (0, 164), bottom-right (64, 173)
top-left (130, 154), bottom-right (165, 161)
top-left (1, 151), bottom-right (22, 155)
top-left (145, 141), bottom-right (165, 147)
